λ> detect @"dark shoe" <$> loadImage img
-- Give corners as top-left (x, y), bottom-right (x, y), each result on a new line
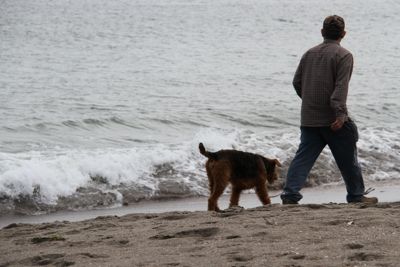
top-left (282, 199), bottom-right (298, 205)
top-left (349, 196), bottom-right (378, 204)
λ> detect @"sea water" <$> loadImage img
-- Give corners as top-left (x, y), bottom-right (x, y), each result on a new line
top-left (0, 0), bottom-right (399, 214)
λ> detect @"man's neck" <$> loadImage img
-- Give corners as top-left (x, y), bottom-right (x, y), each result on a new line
top-left (323, 38), bottom-right (342, 44)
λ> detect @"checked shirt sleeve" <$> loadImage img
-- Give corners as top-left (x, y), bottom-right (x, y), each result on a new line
top-left (330, 53), bottom-right (353, 119)
top-left (292, 55), bottom-right (304, 98)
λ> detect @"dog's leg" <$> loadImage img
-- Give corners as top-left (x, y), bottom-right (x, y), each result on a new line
top-left (208, 197), bottom-right (219, 212)
top-left (208, 182), bottom-right (226, 212)
top-left (255, 183), bottom-right (271, 205)
top-left (207, 185), bottom-right (218, 212)
top-left (206, 162), bottom-right (214, 193)
top-left (207, 175), bottom-right (214, 196)
top-left (229, 186), bottom-right (242, 207)
top-left (206, 162), bottom-right (216, 211)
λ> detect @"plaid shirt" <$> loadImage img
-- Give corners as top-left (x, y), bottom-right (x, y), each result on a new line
top-left (293, 39), bottom-right (353, 127)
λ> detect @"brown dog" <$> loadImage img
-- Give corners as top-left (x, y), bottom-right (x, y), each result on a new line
top-left (199, 143), bottom-right (281, 211)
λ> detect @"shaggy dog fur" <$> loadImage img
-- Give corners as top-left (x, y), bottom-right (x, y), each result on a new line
top-left (199, 143), bottom-right (281, 211)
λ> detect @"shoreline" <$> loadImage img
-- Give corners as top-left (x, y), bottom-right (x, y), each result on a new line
top-left (1, 183), bottom-right (399, 228)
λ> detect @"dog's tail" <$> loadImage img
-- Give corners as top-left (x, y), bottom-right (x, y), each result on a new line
top-left (199, 143), bottom-right (218, 160)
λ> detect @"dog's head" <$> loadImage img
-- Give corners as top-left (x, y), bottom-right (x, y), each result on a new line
top-left (262, 157), bottom-right (281, 184)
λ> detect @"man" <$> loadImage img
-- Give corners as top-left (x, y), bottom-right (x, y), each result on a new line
top-left (281, 15), bottom-right (378, 204)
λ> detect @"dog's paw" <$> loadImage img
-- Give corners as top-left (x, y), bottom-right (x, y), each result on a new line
top-left (226, 205), bottom-right (244, 212)
top-left (212, 206), bottom-right (244, 217)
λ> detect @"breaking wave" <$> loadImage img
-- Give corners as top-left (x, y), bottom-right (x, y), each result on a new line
top-left (0, 127), bottom-right (398, 215)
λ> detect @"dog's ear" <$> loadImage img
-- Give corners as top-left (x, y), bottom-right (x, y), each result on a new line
top-left (263, 157), bottom-right (281, 167)
top-left (261, 157), bottom-right (278, 172)
top-left (274, 159), bottom-right (282, 167)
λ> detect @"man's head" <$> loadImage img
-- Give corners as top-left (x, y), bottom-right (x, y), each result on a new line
top-left (321, 15), bottom-right (346, 40)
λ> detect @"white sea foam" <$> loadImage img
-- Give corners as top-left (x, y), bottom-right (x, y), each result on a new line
top-left (0, 126), bottom-right (398, 212)
top-left (0, 146), bottom-right (176, 203)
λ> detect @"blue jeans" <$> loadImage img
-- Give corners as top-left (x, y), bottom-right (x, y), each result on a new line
top-left (281, 120), bottom-right (365, 203)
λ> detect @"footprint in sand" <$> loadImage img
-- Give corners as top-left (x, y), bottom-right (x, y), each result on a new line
top-left (325, 219), bottom-right (348, 225)
top-left (200, 221), bottom-right (218, 225)
top-left (290, 254), bottom-right (306, 260)
top-left (223, 250), bottom-right (253, 263)
top-left (159, 214), bottom-right (189, 221)
top-left (184, 246), bottom-right (206, 253)
top-left (18, 253), bottom-right (75, 266)
top-left (31, 235), bottom-right (66, 244)
top-left (226, 252), bottom-right (253, 263)
top-left (348, 252), bottom-right (384, 261)
top-left (150, 227), bottom-right (219, 240)
top-left (275, 251), bottom-right (306, 260)
top-left (230, 255), bottom-right (253, 262)
top-left (345, 243), bottom-right (364, 249)
top-left (106, 239), bottom-right (130, 246)
top-left (78, 252), bottom-right (110, 259)
top-left (64, 229), bottom-right (81, 235)
top-left (225, 235), bottom-right (241, 239)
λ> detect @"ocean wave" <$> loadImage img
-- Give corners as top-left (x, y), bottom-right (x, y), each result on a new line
top-left (62, 117), bottom-right (144, 129)
top-left (0, 127), bottom-right (398, 215)
top-left (212, 112), bottom-right (278, 128)
top-left (4, 116), bottom-right (145, 133)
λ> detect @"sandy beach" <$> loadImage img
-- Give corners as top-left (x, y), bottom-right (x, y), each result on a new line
top-left (1, 185), bottom-right (400, 267)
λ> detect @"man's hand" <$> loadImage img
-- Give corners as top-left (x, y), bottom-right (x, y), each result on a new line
top-left (331, 117), bottom-right (345, 131)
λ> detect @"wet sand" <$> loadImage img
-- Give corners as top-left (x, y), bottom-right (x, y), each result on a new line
top-left (1, 184), bottom-right (399, 228)
top-left (1, 185), bottom-right (400, 267)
